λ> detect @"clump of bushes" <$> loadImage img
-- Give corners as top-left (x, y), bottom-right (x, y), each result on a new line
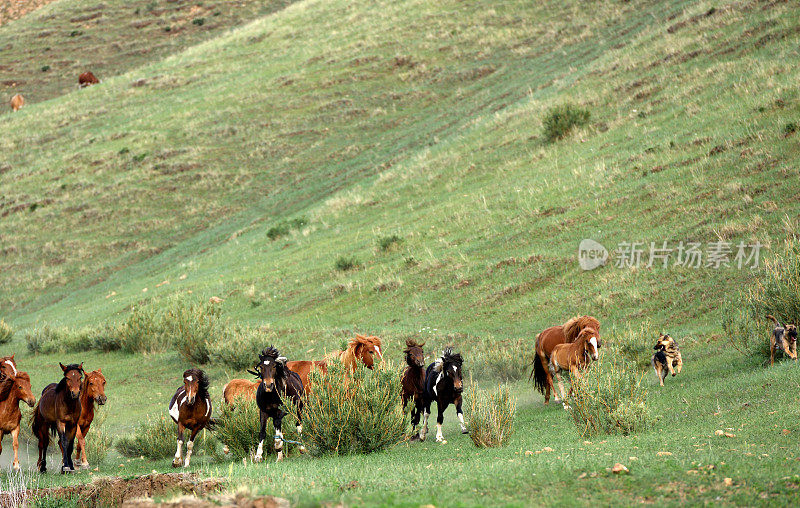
top-left (0, 319), bottom-right (13, 345)
top-left (208, 326), bottom-right (272, 370)
top-left (608, 320), bottom-right (654, 369)
top-left (542, 103), bottom-right (590, 141)
top-left (465, 383), bottom-right (516, 448)
top-left (192, 17), bottom-right (205, 26)
top-left (454, 336), bottom-right (528, 382)
top-left (214, 398), bottom-right (300, 460)
top-left (119, 303), bottom-right (166, 354)
top-left (784, 122), bottom-right (798, 136)
top-left (85, 412), bottom-right (113, 466)
top-left (378, 234), bottom-right (403, 252)
top-left (161, 298), bottom-right (224, 364)
top-left (335, 256), bottom-right (360, 271)
top-left (283, 361), bottom-right (406, 455)
top-left (267, 216), bottom-right (308, 241)
top-left (567, 354), bottom-right (651, 437)
top-left (116, 414), bottom-right (214, 459)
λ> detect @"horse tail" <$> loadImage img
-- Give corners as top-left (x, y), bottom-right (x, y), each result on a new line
top-left (530, 332), bottom-right (548, 395)
top-left (30, 402), bottom-right (53, 443)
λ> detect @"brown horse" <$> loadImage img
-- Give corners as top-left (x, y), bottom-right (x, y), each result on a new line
top-left (0, 370), bottom-right (36, 470)
top-left (0, 354), bottom-right (18, 382)
top-left (401, 339), bottom-right (426, 437)
top-left (74, 368), bottom-right (107, 468)
top-left (337, 335), bottom-right (383, 372)
top-left (284, 360), bottom-right (327, 396)
top-left (548, 328), bottom-right (600, 407)
top-left (531, 315), bottom-right (600, 404)
top-left (32, 363), bottom-right (84, 473)
top-left (169, 368), bottom-right (212, 468)
top-left (222, 378), bottom-right (260, 405)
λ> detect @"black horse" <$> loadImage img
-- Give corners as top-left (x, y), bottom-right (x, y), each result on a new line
top-left (249, 347), bottom-right (305, 461)
top-left (419, 348), bottom-right (467, 443)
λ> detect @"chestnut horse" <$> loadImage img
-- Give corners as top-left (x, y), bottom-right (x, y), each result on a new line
top-left (169, 368), bottom-right (212, 468)
top-left (0, 354), bottom-right (18, 382)
top-left (32, 363), bottom-right (84, 473)
top-left (531, 315), bottom-right (600, 404)
top-left (74, 368), bottom-right (107, 468)
top-left (0, 370), bottom-right (36, 470)
top-left (548, 327), bottom-right (600, 407)
top-left (401, 339), bottom-right (426, 437)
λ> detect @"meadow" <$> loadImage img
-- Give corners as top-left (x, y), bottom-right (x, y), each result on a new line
top-left (1, 0), bottom-right (800, 505)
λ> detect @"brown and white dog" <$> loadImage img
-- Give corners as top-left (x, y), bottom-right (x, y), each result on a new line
top-left (767, 315), bottom-right (797, 366)
top-left (652, 333), bottom-right (682, 386)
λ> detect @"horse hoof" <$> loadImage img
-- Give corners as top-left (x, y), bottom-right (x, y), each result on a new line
top-left (409, 435), bottom-right (421, 442)
top-left (461, 429), bottom-right (469, 435)
top-left (222, 445), bottom-right (230, 455)
top-left (80, 462), bottom-right (90, 470)
top-left (253, 456), bottom-right (263, 464)
top-left (61, 467), bottom-right (75, 474)
top-left (298, 445), bottom-right (308, 454)
top-left (171, 459), bottom-right (182, 468)
top-left (438, 439), bottom-right (448, 445)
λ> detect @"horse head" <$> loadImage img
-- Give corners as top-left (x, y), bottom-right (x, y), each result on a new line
top-left (435, 347), bottom-right (464, 393)
top-left (182, 368), bottom-right (208, 405)
top-left (578, 328), bottom-right (600, 361)
top-left (85, 368), bottom-right (107, 405)
top-left (404, 339), bottom-right (425, 368)
top-left (60, 363), bottom-right (84, 400)
top-left (14, 372), bottom-right (35, 407)
top-left (0, 354), bottom-right (17, 380)
top-left (255, 346), bottom-right (288, 393)
top-left (352, 335), bottom-right (383, 369)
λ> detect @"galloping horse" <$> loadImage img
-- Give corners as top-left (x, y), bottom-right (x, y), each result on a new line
top-left (548, 327), bottom-right (600, 406)
top-left (74, 368), bottom-right (107, 468)
top-left (420, 348), bottom-right (467, 443)
top-left (0, 354), bottom-right (18, 381)
top-left (531, 315), bottom-right (600, 404)
top-left (32, 363), bottom-right (84, 473)
top-left (0, 370), bottom-right (36, 470)
top-left (251, 347), bottom-right (305, 462)
top-left (336, 335), bottom-right (383, 372)
top-left (401, 339), bottom-right (426, 437)
top-left (169, 368), bottom-right (212, 468)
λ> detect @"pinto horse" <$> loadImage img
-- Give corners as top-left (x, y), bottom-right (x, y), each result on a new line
top-left (548, 327), bottom-right (600, 407)
top-left (32, 363), bottom-right (84, 473)
top-left (74, 368), bottom-right (107, 468)
top-left (0, 370), bottom-right (36, 470)
top-left (419, 348), bottom-right (467, 443)
top-left (531, 315), bottom-right (600, 404)
top-left (169, 368), bottom-right (212, 468)
top-left (401, 339), bottom-right (426, 436)
top-left (251, 347), bottom-right (305, 462)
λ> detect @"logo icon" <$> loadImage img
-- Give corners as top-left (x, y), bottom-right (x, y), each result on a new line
top-left (578, 239), bottom-right (608, 271)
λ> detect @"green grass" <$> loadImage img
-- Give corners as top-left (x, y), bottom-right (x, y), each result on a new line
top-left (1, 0), bottom-right (800, 504)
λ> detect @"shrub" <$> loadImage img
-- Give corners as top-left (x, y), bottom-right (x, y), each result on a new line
top-left (214, 398), bottom-right (300, 460)
top-left (85, 412), bottom-right (113, 466)
top-left (378, 234), bottom-right (403, 252)
top-left (119, 304), bottom-right (165, 354)
top-left (25, 326), bottom-right (71, 354)
top-left (161, 298), bottom-right (223, 364)
top-left (40, 65), bottom-right (50, 72)
top-left (0, 319), bottom-right (13, 345)
top-left (608, 320), bottom-right (654, 369)
top-left (784, 122), bottom-right (798, 136)
top-left (567, 354), bottom-right (651, 437)
top-left (283, 361), bottom-right (406, 455)
top-left (267, 216), bottom-right (308, 241)
top-left (542, 103), bottom-right (590, 141)
top-left (335, 256), bottom-right (360, 271)
top-left (208, 326), bottom-right (271, 370)
top-left (192, 17), bottom-right (205, 26)
top-left (465, 383), bottom-right (516, 448)
top-left (116, 414), bottom-right (213, 460)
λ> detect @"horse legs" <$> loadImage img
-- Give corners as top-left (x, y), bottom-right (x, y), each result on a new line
top-left (295, 405), bottom-right (307, 454)
top-left (455, 395), bottom-right (467, 434)
top-left (274, 411), bottom-right (285, 462)
top-left (254, 411), bottom-right (268, 463)
top-left (58, 423), bottom-right (77, 473)
top-left (35, 420), bottom-right (49, 473)
top-left (418, 398), bottom-right (431, 441)
top-left (75, 424), bottom-right (89, 468)
top-left (435, 400), bottom-right (450, 443)
top-left (539, 354), bottom-right (553, 404)
top-left (184, 428), bottom-right (199, 468)
top-left (172, 423), bottom-right (185, 467)
top-left (11, 426), bottom-right (21, 471)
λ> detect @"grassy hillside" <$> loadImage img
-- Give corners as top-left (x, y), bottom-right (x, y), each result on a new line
top-left (1, 0), bottom-right (800, 504)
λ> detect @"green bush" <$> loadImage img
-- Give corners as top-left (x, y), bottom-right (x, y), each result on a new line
top-left (608, 320), bottom-right (654, 369)
top-left (267, 216), bottom-right (308, 240)
top-left (116, 414), bottom-right (213, 460)
top-left (0, 319), bottom-right (13, 345)
top-left (85, 412), bottom-right (113, 466)
top-left (119, 303), bottom-right (166, 354)
top-left (25, 326), bottom-right (71, 354)
top-left (208, 326), bottom-right (271, 370)
top-left (542, 103), bottom-right (590, 141)
top-left (378, 234), bottom-right (403, 252)
top-left (214, 398), bottom-right (300, 460)
top-left (465, 383), bottom-right (516, 448)
top-left (283, 361), bottom-right (406, 455)
top-left (567, 354), bottom-right (651, 437)
top-left (455, 336), bottom-right (527, 382)
top-left (335, 256), bottom-right (360, 271)
top-left (161, 298), bottom-right (224, 364)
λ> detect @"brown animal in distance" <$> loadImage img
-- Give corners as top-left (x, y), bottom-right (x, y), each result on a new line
top-left (10, 94), bottom-right (24, 112)
top-left (0, 370), bottom-right (36, 471)
top-left (78, 71), bottom-right (100, 88)
top-left (767, 315), bottom-right (798, 365)
top-left (74, 368), bottom-right (107, 468)
top-left (548, 327), bottom-right (600, 407)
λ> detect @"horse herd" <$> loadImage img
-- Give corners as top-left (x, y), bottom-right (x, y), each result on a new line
top-left (0, 316), bottom-right (603, 473)
top-left (7, 71), bottom-right (100, 113)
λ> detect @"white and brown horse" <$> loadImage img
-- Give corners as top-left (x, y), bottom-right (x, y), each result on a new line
top-left (169, 368), bottom-right (212, 468)
top-left (548, 328), bottom-right (600, 408)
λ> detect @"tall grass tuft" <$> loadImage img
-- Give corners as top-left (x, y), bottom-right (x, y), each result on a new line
top-left (542, 103), bottom-right (590, 141)
top-left (116, 414), bottom-right (214, 460)
top-left (214, 398), bottom-right (300, 460)
top-left (119, 303), bottom-right (165, 354)
top-left (607, 320), bottom-right (654, 369)
top-left (567, 354), bottom-right (651, 437)
top-left (0, 319), bottom-right (13, 345)
top-left (161, 298), bottom-right (224, 364)
top-left (85, 412), bottom-right (113, 466)
top-left (464, 382), bottom-right (516, 448)
top-left (283, 360), bottom-right (406, 455)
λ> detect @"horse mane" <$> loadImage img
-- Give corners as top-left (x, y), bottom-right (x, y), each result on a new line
top-left (184, 368), bottom-right (210, 398)
top-left (0, 375), bottom-right (14, 400)
top-left (435, 347), bottom-right (463, 371)
top-left (56, 364), bottom-right (83, 393)
top-left (259, 346), bottom-right (281, 362)
top-left (563, 315), bottom-right (600, 342)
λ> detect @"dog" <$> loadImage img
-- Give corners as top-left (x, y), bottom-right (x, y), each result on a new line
top-left (652, 333), bottom-right (682, 386)
top-left (767, 315), bottom-right (797, 365)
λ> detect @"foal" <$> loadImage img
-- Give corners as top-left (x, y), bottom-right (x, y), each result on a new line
top-left (0, 370), bottom-right (36, 470)
top-left (548, 328), bottom-right (600, 407)
top-left (420, 348), bottom-right (467, 443)
top-left (74, 368), bottom-right (107, 468)
top-left (251, 347), bottom-right (305, 462)
top-left (32, 363), bottom-right (84, 473)
top-left (169, 368), bottom-right (212, 468)
top-left (401, 339), bottom-right (426, 436)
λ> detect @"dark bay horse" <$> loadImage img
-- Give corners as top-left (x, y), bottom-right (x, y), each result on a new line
top-left (251, 347), bottom-right (305, 462)
top-left (548, 327), bottom-right (600, 408)
top-left (0, 370), bottom-right (36, 470)
top-left (531, 315), bottom-right (600, 404)
top-left (169, 368), bottom-right (212, 468)
top-left (32, 363), bottom-right (84, 473)
top-left (74, 368), bottom-right (107, 468)
top-left (420, 348), bottom-right (467, 443)
top-left (401, 339), bottom-right (426, 437)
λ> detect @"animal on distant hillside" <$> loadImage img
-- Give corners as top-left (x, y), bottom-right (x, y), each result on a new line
top-left (767, 315), bottom-right (797, 366)
top-left (652, 334), bottom-right (682, 386)
top-left (0, 370), bottom-right (36, 471)
top-left (401, 339), bottom-right (426, 438)
top-left (419, 348), bottom-right (467, 443)
top-left (10, 94), bottom-right (24, 112)
top-left (169, 368), bottom-right (212, 468)
top-left (222, 378), bottom-right (259, 405)
top-left (32, 363), bottom-right (84, 473)
top-left (250, 347), bottom-right (305, 462)
top-left (531, 315), bottom-right (601, 404)
top-left (548, 328), bottom-right (600, 407)
top-left (0, 354), bottom-right (18, 382)
top-left (78, 71), bottom-right (100, 88)
top-left (74, 368), bottom-right (107, 468)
